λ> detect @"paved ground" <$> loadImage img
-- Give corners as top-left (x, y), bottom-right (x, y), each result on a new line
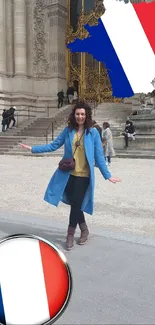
top-left (0, 212), bottom-right (155, 324)
top-left (0, 156), bottom-right (155, 324)
top-left (0, 156), bottom-right (155, 236)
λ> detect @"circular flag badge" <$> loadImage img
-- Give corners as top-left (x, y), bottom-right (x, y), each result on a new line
top-left (0, 234), bottom-right (72, 325)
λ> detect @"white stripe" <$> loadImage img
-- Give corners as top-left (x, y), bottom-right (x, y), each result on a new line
top-left (0, 238), bottom-right (50, 325)
top-left (101, 0), bottom-right (155, 94)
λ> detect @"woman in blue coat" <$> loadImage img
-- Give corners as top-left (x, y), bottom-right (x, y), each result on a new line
top-left (20, 102), bottom-right (121, 250)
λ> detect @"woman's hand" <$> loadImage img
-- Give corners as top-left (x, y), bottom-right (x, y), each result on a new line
top-left (108, 177), bottom-right (122, 184)
top-left (19, 143), bottom-right (32, 151)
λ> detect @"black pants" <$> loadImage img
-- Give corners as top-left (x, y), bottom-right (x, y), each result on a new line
top-left (10, 117), bottom-right (16, 127)
top-left (124, 134), bottom-right (128, 147)
top-left (58, 99), bottom-right (63, 108)
top-left (65, 175), bottom-right (90, 228)
top-left (7, 117), bottom-right (16, 128)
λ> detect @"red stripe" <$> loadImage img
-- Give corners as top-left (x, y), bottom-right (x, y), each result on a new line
top-left (132, 2), bottom-right (155, 54)
top-left (39, 241), bottom-right (69, 319)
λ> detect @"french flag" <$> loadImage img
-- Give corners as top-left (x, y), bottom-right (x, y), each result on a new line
top-left (0, 236), bottom-right (71, 325)
top-left (67, 0), bottom-right (155, 98)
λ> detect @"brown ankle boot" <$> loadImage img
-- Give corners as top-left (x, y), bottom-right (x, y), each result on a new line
top-left (66, 226), bottom-right (76, 251)
top-left (78, 222), bottom-right (89, 245)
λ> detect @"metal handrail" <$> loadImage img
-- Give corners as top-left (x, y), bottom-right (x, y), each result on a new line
top-left (1, 105), bottom-right (48, 129)
top-left (45, 119), bottom-right (57, 144)
top-left (44, 105), bottom-right (72, 144)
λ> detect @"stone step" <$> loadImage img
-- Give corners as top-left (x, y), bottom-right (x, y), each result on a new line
top-left (95, 113), bottom-right (129, 118)
top-left (96, 111), bottom-right (131, 115)
top-left (2, 152), bottom-right (63, 157)
top-left (96, 108), bottom-right (131, 112)
top-left (6, 147), bottom-right (64, 156)
top-left (113, 135), bottom-right (155, 150)
top-left (115, 149), bottom-right (155, 159)
top-left (0, 136), bottom-right (26, 140)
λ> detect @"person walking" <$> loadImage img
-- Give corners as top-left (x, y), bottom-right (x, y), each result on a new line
top-left (92, 120), bottom-right (102, 141)
top-left (66, 86), bottom-right (74, 104)
top-left (1, 109), bottom-right (8, 132)
top-left (57, 90), bottom-right (64, 108)
top-left (7, 106), bottom-right (16, 128)
top-left (102, 122), bottom-right (115, 166)
top-left (19, 102), bottom-right (121, 251)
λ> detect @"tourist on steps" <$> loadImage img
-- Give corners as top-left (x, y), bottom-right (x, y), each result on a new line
top-left (19, 102), bottom-right (121, 251)
top-left (7, 106), bottom-right (16, 128)
top-left (1, 109), bottom-right (8, 132)
top-left (67, 86), bottom-right (74, 104)
top-left (102, 122), bottom-right (115, 166)
top-left (123, 120), bottom-right (136, 148)
top-left (57, 90), bottom-right (64, 108)
top-left (92, 120), bottom-right (102, 141)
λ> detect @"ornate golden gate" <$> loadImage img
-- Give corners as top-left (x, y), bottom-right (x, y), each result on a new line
top-left (66, 0), bottom-right (122, 104)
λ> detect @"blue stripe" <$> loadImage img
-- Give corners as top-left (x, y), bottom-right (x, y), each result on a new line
top-left (0, 285), bottom-right (6, 325)
top-left (67, 18), bottom-right (134, 98)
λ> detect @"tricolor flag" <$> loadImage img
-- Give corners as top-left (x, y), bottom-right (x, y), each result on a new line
top-left (0, 235), bottom-right (72, 325)
top-left (67, 0), bottom-right (155, 98)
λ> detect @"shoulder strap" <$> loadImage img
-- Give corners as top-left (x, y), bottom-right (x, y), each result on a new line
top-left (73, 131), bottom-right (84, 157)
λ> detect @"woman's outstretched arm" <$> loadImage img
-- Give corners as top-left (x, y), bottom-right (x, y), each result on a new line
top-left (19, 127), bottom-right (68, 153)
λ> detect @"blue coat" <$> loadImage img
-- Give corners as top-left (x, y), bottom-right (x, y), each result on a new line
top-left (31, 127), bottom-right (111, 215)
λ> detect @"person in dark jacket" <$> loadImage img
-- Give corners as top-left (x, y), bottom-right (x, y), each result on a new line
top-left (92, 121), bottom-right (103, 167)
top-left (123, 120), bottom-right (136, 148)
top-left (66, 86), bottom-right (74, 104)
top-left (92, 120), bottom-right (102, 141)
top-left (7, 106), bottom-right (16, 128)
top-left (1, 109), bottom-right (8, 132)
top-left (57, 90), bottom-right (64, 108)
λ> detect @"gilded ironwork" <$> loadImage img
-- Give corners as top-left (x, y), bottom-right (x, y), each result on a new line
top-left (66, 0), bottom-right (122, 103)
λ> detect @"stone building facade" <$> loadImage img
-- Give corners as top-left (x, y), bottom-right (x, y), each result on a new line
top-left (0, 0), bottom-right (67, 112)
top-left (0, 0), bottom-right (154, 115)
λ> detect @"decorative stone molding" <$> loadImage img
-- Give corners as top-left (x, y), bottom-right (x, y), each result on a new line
top-left (50, 17), bottom-right (66, 28)
top-left (48, 7), bottom-right (67, 28)
top-left (50, 52), bottom-right (65, 62)
top-left (45, 1), bottom-right (67, 10)
top-left (50, 52), bottom-right (65, 77)
top-left (48, 9), bottom-right (66, 19)
top-left (33, 0), bottom-right (49, 77)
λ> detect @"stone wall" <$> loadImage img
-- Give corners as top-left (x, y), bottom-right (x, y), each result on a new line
top-left (0, 0), bottom-right (67, 116)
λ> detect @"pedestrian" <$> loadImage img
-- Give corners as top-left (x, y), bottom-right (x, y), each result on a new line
top-left (1, 109), bottom-right (7, 132)
top-left (67, 86), bottom-right (74, 104)
top-left (73, 90), bottom-right (78, 103)
top-left (19, 102), bottom-right (121, 251)
top-left (123, 120), bottom-right (136, 148)
top-left (102, 122), bottom-right (115, 166)
top-left (57, 90), bottom-right (64, 108)
top-left (92, 120), bottom-right (102, 141)
top-left (7, 106), bottom-right (16, 128)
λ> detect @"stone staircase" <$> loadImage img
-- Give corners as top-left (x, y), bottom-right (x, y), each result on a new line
top-left (0, 105), bottom-right (72, 156)
top-left (5, 102), bottom-right (133, 157)
top-left (115, 108), bottom-right (155, 159)
top-left (1, 101), bottom-right (154, 159)
top-left (94, 102), bottom-right (132, 136)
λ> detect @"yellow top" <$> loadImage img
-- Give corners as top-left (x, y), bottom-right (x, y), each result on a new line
top-left (70, 132), bottom-right (90, 177)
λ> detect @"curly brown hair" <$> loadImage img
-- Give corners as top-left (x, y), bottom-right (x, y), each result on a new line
top-left (67, 101), bottom-right (93, 133)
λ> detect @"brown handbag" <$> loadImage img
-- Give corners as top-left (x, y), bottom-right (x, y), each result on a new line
top-left (58, 132), bottom-right (84, 172)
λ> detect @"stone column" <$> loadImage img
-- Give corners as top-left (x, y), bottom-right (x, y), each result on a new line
top-left (14, 0), bottom-right (27, 76)
top-left (26, 0), bottom-right (33, 77)
top-left (0, 0), bottom-right (6, 74)
top-left (47, 0), bottom-right (67, 91)
top-left (6, 0), bottom-right (13, 76)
